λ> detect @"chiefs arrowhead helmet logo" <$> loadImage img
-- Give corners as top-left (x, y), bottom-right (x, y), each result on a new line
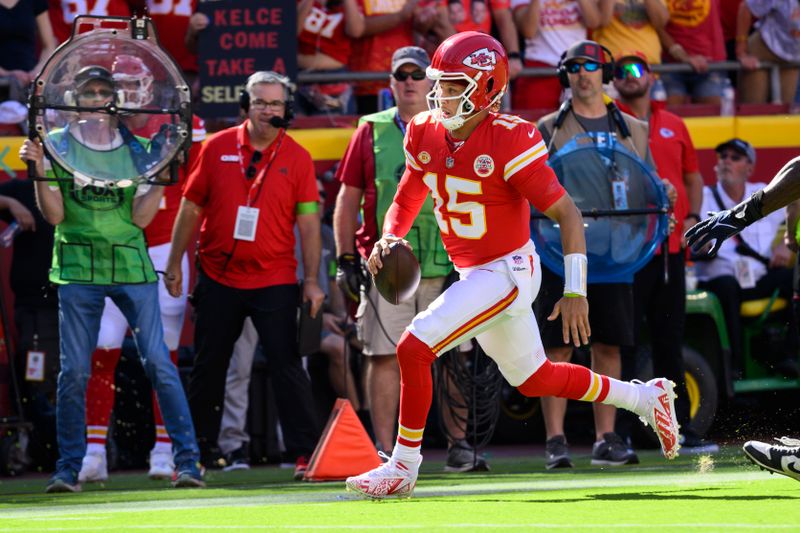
top-left (463, 48), bottom-right (497, 71)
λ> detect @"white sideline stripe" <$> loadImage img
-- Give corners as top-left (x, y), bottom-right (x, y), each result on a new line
top-left (4, 525), bottom-right (800, 531)
top-left (0, 470), bottom-right (780, 520)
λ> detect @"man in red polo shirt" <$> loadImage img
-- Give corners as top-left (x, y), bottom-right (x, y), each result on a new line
top-left (165, 71), bottom-right (325, 469)
top-left (614, 51), bottom-right (717, 453)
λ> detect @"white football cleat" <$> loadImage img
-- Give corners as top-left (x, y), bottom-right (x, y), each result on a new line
top-left (345, 454), bottom-right (422, 500)
top-left (148, 449), bottom-right (175, 480)
top-left (635, 378), bottom-right (681, 460)
top-left (78, 452), bottom-right (108, 483)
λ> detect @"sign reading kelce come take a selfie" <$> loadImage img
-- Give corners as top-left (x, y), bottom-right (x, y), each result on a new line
top-left (198, 0), bottom-right (297, 117)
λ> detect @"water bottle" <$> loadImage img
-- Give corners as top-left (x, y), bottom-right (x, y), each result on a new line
top-left (720, 77), bottom-right (735, 116)
top-left (685, 261), bottom-right (698, 292)
top-left (0, 221), bottom-right (21, 248)
top-left (651, 77), bottom-right (667, 102)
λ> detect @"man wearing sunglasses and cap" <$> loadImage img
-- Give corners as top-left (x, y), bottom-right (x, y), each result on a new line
top-left (334, 46), bottom-right (488, 473)
top-left (536, 40), bottom-right (664, 470)
top-left (691, 138), bottom-right (798, 380)
top-left (613, 51), bottom-right (718, 453)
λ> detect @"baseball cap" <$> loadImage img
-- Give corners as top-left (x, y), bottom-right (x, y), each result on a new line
top-left (391, 46), bottom-right (431, 72)
top-left (715, 138), bottom-right (756, 165)
top-left (563, 40), bottom-right (609, 64)
top-left (74, 65), bottom-right (114, 89)
top-left (616, 50), bottom-right (651, 70)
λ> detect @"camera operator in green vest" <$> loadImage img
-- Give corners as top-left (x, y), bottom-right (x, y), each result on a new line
top-left (333, 46), bottom-right (488, 472)
top-left (20, 65), bottom-right (202, 492)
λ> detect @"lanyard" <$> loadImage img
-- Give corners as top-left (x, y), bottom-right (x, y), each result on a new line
top-left (394, 110), bottom-right (407, 137)
top-left (236, 127), bottom-right (285, 207)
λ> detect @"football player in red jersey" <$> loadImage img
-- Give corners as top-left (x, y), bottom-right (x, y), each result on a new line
top-left (345, 31), bottom-right (681, 500)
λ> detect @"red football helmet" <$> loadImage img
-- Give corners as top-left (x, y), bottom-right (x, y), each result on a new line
top-left (111, 54), bottom-right (154, 108)
top-left (426, 31), bottom-right (509, 131)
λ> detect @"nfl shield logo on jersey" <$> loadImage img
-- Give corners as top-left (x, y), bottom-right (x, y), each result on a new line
top-left (474, 154), bottom-right (494, 177)
top-left (463, 48), bottom-right (497, 71)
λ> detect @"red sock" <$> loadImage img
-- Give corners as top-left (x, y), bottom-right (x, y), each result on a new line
top-left (151, 350), bottom-right (179, 448)
top-left (517, 358), bottom-right (610, 402)
top-left (85, 348), bottom-right (121, 447)
top-left (395, 331), bottom-right (436, 448)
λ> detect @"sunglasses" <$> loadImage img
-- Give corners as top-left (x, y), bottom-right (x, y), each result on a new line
top-left (718, 151), bottom-right (745, 162)
top-left (392, 70), bottom-right (426, 82)
top-left (246, 151), bottom-right (263, 179)
top-left (614, 62), bottom-right (647, 80)
top-left (565, 61), bottom-right (601, 74)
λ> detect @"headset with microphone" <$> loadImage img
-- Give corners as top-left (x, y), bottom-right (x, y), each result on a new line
top-left (556, 41), bottom-right (615, 88)
top-left (239, 71), bottom-right (295, 129)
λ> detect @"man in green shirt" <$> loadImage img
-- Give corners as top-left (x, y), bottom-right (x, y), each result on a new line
top-left (20, 65), bottom-right (202, 492)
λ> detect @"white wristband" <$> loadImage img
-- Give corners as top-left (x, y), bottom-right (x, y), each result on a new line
top-left (563, 253), bottom-right (588, 297)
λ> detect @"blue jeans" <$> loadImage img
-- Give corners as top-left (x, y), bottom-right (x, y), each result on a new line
top-left (54, 283), bottom-right (199, 479)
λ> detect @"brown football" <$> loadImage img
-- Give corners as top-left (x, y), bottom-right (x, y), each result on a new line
top-left (374, 242), bottom-right (421, 305)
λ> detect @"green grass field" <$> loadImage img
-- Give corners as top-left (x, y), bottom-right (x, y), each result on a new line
top-left (1, 447), bottom-right (798, 532)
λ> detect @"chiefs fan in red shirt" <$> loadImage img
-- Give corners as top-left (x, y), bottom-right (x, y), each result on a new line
top-left (48, 0), bottom-right (132, 43)
top-left (344, 32), bottom-right (680, 501)
top-left (146, 0), bottom-right (198, 74)
top-left (613, 51), bottom-right (712, 450)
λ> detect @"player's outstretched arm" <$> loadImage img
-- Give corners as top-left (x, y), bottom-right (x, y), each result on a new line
top-left (686, 156), bottom-right (800, 256)
top-left (543, 194), bottom-right (590, 347)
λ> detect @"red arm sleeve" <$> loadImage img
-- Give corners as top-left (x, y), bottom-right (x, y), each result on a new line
top-left (505, 123), bottom-right (566, 212)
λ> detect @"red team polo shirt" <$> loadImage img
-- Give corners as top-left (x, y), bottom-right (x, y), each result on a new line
top-left (385, 111), bottom-right (565, 268)
top-left (183, 122), bottom-right (319, 289)
top-left (618, 101), bottom-right (699, 254)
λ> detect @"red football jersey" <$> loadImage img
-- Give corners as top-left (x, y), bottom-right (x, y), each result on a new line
top-left (298, 0), bottom-right (353, 66)
top-left (49, 0), bottom-right (133, 43)
top-left (146, 0), bottom-right (198, 73)
top-left (385, 111), bottom-right (566, 268)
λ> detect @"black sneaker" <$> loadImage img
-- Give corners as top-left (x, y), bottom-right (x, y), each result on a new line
top-left (591, 432), bottom-right (639, 466)
top-left (679, 430), bottom-right (720, 454)
top-left (545, 435), bottom-right (573, 470)
top-left (743, 437), bottom-right (800, 481)
top-left (445, 440), bottom-right (490, 473)
top-left (223, 446), bottom-right (251, 472)
top-left (45, 471), bottom-right (81, 493)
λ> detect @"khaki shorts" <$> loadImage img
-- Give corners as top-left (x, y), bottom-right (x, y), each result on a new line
top-left (356, 277), bottom-right (446, 356)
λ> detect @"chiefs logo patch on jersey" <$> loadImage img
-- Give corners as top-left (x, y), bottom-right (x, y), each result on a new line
top-left (463, 48), bottom-right (497, 71)
top-left (418, 151), bottom-right (431, 164)
top-left (474, 154), bottom-right (494, 177)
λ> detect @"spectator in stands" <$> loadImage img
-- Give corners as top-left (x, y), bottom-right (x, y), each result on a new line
top-left (20, 65), bottom-right (202, 492)
top-left (614, 52), bottom-right (719, 453)
top-left (695, 139), bottom-right (799, 377)
top-left (334, 46), bottom-right (488, 472)
top-left (296, 0), bottom-right (365, 116)
top-left (349, 0), bottom-right (449, 114)
top-left (446, 0), bottom-right (523, 79)
top-left (720, 0), bottom-right (743, 65)
top-left (536, 40), bottom-right (659, 469)
top-left (48, 0), bottom-right (131, 44)
top-left (412, 0), bottom-right (456, 58)
top-left (656, 0), bottom-right (725, 105)
top-left (0, 180), bottom-right (58, 471)
top-left (0, 0), bottom-right (56, 99)
top-left (735, 0), bottom-right (800, 105)
top-left (146, 0), bottom-right (200, 82)
top-left (165, 71), bottom-right (323, 477)
top-left (592, 0), bottom-right (669, 66)
top-left (511, 0), bottom-right (601, 111)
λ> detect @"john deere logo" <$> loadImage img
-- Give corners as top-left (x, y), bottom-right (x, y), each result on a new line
top-left (71, 182), bottom-right (125, 211)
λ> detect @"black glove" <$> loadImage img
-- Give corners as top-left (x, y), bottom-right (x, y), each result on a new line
top-left (336, 253), bottom-right (364, 303)
top-left (685, 190), bottom-right (765, 257)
